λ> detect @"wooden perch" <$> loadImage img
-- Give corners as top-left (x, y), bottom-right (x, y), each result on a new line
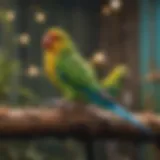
top-left (0, 104), bottom-right (160, 142)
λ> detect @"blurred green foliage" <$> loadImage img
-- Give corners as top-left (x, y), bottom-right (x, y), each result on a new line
top-left (0, 49), bottom-right (84, 160)
top-left (0, 42), bottom-right (81, 160)
top-left (0, 5), bottom-right (86, 160)
top-left (0, 22), bottom-right (84, 160)
top-left (0, 50), bottom-right (38, 104)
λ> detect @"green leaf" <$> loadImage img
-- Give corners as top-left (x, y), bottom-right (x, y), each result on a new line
top-left (18, 87), bottom-right (39, 101)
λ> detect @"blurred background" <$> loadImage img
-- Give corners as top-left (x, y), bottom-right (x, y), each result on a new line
top-left (0, 0), bottom-right (160, 159)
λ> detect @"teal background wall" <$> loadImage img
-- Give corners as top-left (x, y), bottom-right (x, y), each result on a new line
top-left (139, 0), bottom-right (160, 160)
top-left (139, 0), bottom-right (160, 112)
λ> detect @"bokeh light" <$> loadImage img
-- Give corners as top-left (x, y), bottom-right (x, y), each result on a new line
top-left (26, 65), bottom-right (40, 77)
top-left (91, 51), bottom-right (107, 66)
top-left (101, 5), bottom-right (112, 16)
top-left (109, 0), bottom-right (122, 11)
top-left (6, 10), bottom-right (16, 22)
top-left (34, 11), bottom-right (46, 24)
top-left (19, 33), bottom-right (30, 45)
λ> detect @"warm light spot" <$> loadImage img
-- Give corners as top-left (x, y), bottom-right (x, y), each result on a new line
top-left (109, 0), bottom-right (122, 10)
top-left (34, 12), bottom-right (46, 23)
top-left (26, 65), bottom-right (40, 77)
top-left (6, 10), bottom-right (16, 22)
top-left (19, 33), bottom-right (30, 45)
top-left (91, 52), bottom-right (107, 65)
top-left (101, 5), bottom-right (112, 16)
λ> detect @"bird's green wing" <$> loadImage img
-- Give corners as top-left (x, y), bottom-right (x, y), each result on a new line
top-left (56, 51), bottom-right (100, 91)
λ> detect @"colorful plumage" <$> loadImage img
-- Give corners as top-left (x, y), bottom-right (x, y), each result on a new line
top-left (42, 27), bottom-right (152, 134)
top-left (101, 65), bottom-right (128, 97)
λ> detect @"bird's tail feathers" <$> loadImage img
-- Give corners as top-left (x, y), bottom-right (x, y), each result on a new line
top-left (111, 104), bottom-right (152, 135)
top-left (88, 90), bottom-right (153, 135)
top-left (83, 88), bottom-right (153, 135)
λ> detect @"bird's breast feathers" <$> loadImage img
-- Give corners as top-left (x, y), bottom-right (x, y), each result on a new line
top-left (44, 53), bottom-right (57, 83)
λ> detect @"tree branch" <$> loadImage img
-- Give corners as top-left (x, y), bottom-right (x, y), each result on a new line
top-left (0, 105), bottom-right (159, 142)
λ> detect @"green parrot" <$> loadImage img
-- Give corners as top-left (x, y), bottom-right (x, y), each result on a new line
top-left (41, 27), bottom-right (152, 134)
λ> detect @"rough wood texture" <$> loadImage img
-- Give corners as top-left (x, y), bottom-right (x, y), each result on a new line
top-left (0, 105), bottom-right (159, 141)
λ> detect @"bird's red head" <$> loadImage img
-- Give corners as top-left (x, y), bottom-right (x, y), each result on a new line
top-left (42, 31), bottom-right (60, 50)
top-left (42, 28), bottom-right (71, 54)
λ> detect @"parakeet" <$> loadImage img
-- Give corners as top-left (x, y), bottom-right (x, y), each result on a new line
top-left (42, 27), bottom-right (152, 134)
top-left (101, 65), bottom-right (128, 97)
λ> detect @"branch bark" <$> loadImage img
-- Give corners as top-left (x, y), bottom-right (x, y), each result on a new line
top-left (0, 105), bottom-right (159, 142)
